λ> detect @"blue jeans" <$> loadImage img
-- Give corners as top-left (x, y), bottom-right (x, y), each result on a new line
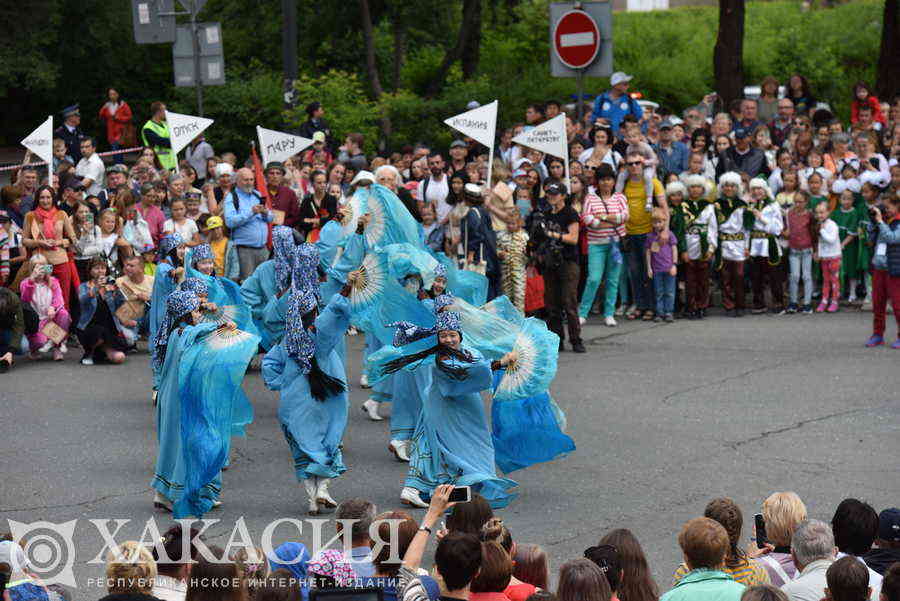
top-left (579, 242), bottom-right (623, 318)
top-left (624, 233), bottom-right (653, 311)
top-left (653, 272), bottom-right (676, 315)
top-left (789, 248), bottom-right (813, 306)
top-left (110, 141), bottom-right (124, 165)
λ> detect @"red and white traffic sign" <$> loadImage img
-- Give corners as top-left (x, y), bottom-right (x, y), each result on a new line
top-left (552, 9), bottom-right (601, 70)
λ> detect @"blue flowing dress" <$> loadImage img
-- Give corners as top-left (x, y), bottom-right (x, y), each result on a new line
top-left (240, 260), bottom-right (280, 351)
top-left (148, 261), bottom-right (177, 345)
top-left (262, 293), bottom-right (352, 481)
top-left (405, 347), bottom-right (516, 508)
top-left (152, 322), bottom-right (260, 518)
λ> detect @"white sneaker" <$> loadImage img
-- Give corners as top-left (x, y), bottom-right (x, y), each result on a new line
top-left (38, 340), bottom-right (54, 354)
top-left (59, 342), bottom-right (67, 354)
top-left (389, 440), bottom-right (410, 462)
top-left (614, 305), bottom-right (625, 316)
top-left (81, 357), bottom-right (94, 366)
top-left (400, 487), bottom-right (428, 508)
top-left (316, 478), bottom-right (338, 508)
top-left (604, 316), bottom-right (617, 327)
top-left (359, 372), bottom-right (371, 389)
top-left (361, 398), bottom-right (382, 421)
top-left (153, 492), bottom-right (172, 512)
top-left (579, 316), bottom-right (586, 325)
top-left (304, 478), bottom-right (320, 515)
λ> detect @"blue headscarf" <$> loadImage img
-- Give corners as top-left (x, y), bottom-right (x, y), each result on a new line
top-left (151, 290), bottom-right (201, 371)
top-left (284, 244), bottom-right (321, 373)
top-left (190, 243), bottom-right (214, 266)
top-left (179, 277), bottom-right (209, 298)
top-left (435, 310), bottom-right (461, 333)
top-left (388, 299), bottom-right (461, 347)
top-left (433, 262), bottom-right (447, 280)
top-left (157, 233), bottom-right (184, 261)
top-left (269, 542), bottom-right (311, 601)
top-left (272, 226), bottom-right (296, 290)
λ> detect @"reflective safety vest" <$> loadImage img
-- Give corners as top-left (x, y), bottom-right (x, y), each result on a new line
top-left (141, 119), bottom-right (176, 171)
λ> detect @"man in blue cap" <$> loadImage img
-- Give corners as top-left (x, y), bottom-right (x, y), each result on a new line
top-left (54, 104), bottom-right (85, 163)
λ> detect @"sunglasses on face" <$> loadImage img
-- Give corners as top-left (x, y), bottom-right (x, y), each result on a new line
top-left (627, 161), bottom-right (642, 166)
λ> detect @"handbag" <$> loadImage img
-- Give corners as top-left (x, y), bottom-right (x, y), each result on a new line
top-left (524, 265), bottom-right (545, 313)
top-left (41, 321), bottom-right (67, 345)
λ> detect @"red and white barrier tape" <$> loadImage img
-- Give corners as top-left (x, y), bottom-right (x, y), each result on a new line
top-left (0, 146), bottom-right (146, 173)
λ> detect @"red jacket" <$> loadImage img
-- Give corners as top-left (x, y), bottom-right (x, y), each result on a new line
top-left (98, 101), bottom-right (134, 145)
top-left (850, 96), bottom-right (886, 125)
top-left (268, 185), bottom-right (301, 228)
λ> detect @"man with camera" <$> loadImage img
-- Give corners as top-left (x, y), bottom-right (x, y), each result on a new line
top-left (533, 182), bottom-right (585, 353)
top-left (864, 195), bottom-right (900, 348)
top-left (116, 255), bottom-right (154, 346)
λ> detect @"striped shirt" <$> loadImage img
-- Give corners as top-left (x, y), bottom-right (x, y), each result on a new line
top-left (581, 192), bottom-right (628, 243)
top-left (673, 558), bottom-right (770, 587)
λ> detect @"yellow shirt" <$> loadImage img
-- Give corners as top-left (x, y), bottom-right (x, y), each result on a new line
top-left (210, 237), bottom-right (228, 276)
top-left (624, 177), bottom-right (664, 235)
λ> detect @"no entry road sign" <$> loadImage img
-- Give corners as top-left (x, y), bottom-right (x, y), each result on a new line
top-left (552, 9), bottom-right (601, 69)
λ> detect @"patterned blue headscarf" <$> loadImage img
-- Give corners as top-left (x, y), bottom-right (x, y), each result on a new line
top-left (190, 243), bottom-right (214, 266)
top-left (284, 244), bottom-right (321, 373)
top-left (435, 310), bottom-right (461, 333)
top-left (272, 226), bottom-right (296, 290)
top-left (433, 263), bottom-right (447, 280)
top-left (151, 290), bottom-right (201, 371)
top-left (179, 277), bottom-right (209, 298)
top-left (433, 294), bottom-right (456, 313)
top-left (157, 233), bottom-right (184, 261)
top-left (389, 294), bottom-right (460, 347)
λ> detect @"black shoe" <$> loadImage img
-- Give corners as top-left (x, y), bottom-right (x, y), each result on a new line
top-left (699, 308), bottom-right (707, 318)
top-left (558, 340), bottom-right (566, 352)
top-left (0, 359), bottom-right (9, 374)
top-left (571, 341), bottom-right (586, 353)
top-left (735, 309), bottom-right (744, 317)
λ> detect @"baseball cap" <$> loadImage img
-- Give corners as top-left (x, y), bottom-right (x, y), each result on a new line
top-left (205, 215), bottom-right (224, 230)
top-left (659, 119), bottom-right (674, 130)
top-left (878, 508), bottom-right (900, 542)
top-left (351, 170), bottom-right (375, 186)
top-left (546, 183), bottom-right (566, 196)
top-left (513, 169), bottom-right (528, 179)
top-left (734, 127), bottom-right (751, 139)
top-left (265, 161), bottom-right (286, 174)
top-left (215, 163), bottom-right (234, 177)
top-left (464, 183), bottom-right (483, 197)
top-left (450, 139), bottom-right (468, 149)
top-left (106, 163), bottom-right (128, 175)
top-left (63, 177), bottom-right (85, 191)
top-left (466, 100), bottom-right (481, 110)
top-left (610, 72), bottom-right (633, 87)
top-left (61, 104), bottom-right (80, 118)
top-left (312, 131), bottom-right (326, 143)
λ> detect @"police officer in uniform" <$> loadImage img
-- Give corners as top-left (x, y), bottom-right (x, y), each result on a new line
top-left (141, 101), bottom-right (176, 172)
top-left (55, 105), bottom-right (85, 164)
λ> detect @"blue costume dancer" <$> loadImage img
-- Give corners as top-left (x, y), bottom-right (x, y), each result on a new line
top-left (381, 311), bottom-right (518, 509)
top-left (262, 244), bottom-right (357, 515)
top-left (148, 234), bottom-right (185, 348)
top-left (151, 289), bottom-right (259, 517)
top-left (239, 226), bottom-right (295, 351)
top-left (186, 243), bottom-right (245, 307)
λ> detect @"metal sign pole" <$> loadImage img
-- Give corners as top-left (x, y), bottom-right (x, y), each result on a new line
top-left (190, 3), bottom-right (204, 116)
top-left (576, 68), bottom-right (584, 124)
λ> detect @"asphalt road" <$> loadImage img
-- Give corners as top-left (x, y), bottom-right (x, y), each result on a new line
top-left (2, 309), bottom-right (898, 600)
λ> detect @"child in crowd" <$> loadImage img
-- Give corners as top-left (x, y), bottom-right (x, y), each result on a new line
top-left (665, 182), bottom-right (687, 314)
top-left (814, 202), bottom-right (842, 313)
top-left (681, 175), bottom-right (717, 319)
top-left (52, 138), bottom-right (72, 172)
top-left (786, 190), bottom-right (816, 314)
top-left (799, 149), bottom-right (830, 190)
top-left (141, 248), bottom-right (157, 276)
top-left (202, 216), bottom-right (238, 281)
top-left (163, 199), bottom-right (201, 247)
top-left (0, 210), bottom-right (25, 287)
top-left (807, 172), bottom-right (830, 213)
top-left (776, 171), bottom-right (799, 210)
top-left (865, 196), bottom-right (900, 348)
top-left (616, 124), bottom-right (659, 210)
top-left (19, 254), bottom-right (70, 361)
top-left (497, 213), bottom-right (530, 313)
top-left (514, 186), bottom-right (533, 220)
top-left (421, 204), bottom-right (444, 254)
top-left (747, 178), bottom-right (785, 314)
top-left (831, 189), bottom-right (861, 304)
top-left (185, 195), bottom-right (203, 221)
top-left (716, 172), bottom-right (750, 317)
top-left (645, 207), bottom-right (678, 323)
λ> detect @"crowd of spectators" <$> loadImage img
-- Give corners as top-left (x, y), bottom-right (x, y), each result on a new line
top-left (2, 73), bottom-right (900, 369)
top-left (1, 492), bottom-right (898, 601)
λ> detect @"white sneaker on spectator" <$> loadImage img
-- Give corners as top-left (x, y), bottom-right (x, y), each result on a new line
top-left (38, 341), bottom-right (54, 353)
top-left (400, 487), bottom-right (428, 508)
top-left (81, 357), bottom-right (94, 366)
top-left (361, 398), bottom-right (382, 421)
top-left (605, 316), bottom-right (617, 327)
top-left (59, 342), bottom-right (67, 354)
top-left (579, 316), bottom-right (586, 325)
top-left (359, 372), bottom-right (370, 389)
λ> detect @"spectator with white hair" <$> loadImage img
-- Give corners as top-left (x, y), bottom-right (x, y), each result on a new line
top-left (782, 520), bottom-right (837, 601)
top-left (224, 167), bottom-right (273, 281)
top-left (204, 161), bottom-right (235, 215)
top-left (376, 164), bottom-right (421, 222)
top-left (752, 492), bottom-right (808, 586)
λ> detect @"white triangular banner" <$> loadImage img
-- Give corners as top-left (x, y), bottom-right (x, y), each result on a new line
top-left (444, 100), bottom-right (498, 149)
top-left (165, 110), bottom-right (214, 155)
top-left (511, 113), bottom-right (567, 159)
top-left (21, 116), bottom-right (54, 164)
top-left (256, 126), bottom-right (314, 166)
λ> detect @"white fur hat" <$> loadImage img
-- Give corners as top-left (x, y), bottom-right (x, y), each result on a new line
top-left (718, 171), bottom-right (743, 193)
top-left (832, 177), bottom-right (861, 195)
top-left (665, 181), bottom-right (687, 198)
top-left (748, 177), bottom-right (773, 200)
